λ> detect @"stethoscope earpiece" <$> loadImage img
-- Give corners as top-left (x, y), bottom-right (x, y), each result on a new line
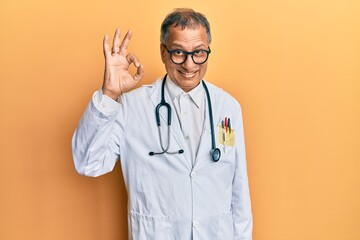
top-left (149, 149), bottom-right (184, 156)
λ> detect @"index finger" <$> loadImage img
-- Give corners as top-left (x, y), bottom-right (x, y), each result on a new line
top-left (119, 30), bottom-right (132, 56)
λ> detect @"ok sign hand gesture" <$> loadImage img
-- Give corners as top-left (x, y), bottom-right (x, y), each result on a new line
top-left (102, 28), bottom-right (144, 100)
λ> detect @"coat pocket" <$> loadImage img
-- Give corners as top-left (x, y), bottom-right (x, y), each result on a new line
top-left (129, 211), bottom-right (174, 240)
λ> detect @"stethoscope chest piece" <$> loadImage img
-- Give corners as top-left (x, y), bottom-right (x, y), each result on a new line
top-left (211, 148), bottom-right (221, 162)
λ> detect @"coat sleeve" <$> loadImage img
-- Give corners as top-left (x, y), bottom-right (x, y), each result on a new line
top-left (232, 105), bottom-right (253, 239)
top-left (71, 90), bottom-right (124, 177)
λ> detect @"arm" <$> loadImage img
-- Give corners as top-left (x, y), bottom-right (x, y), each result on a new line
top-left (72, 91), bottom-right (123, 177)
top-left (232, 105), bottom-right (253, 239)
top-left (71, 28), bottom-right (144, 176)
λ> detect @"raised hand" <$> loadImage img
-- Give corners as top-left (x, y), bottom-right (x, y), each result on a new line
top-left (102, 28), bottom-right (144, 100)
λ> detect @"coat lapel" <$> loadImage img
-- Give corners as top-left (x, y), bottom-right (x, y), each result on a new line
top-left (193, 82), bottom-right (219, 170)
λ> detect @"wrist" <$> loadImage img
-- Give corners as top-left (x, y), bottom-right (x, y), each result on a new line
top-left (102, 88), bottom-right (121, 101)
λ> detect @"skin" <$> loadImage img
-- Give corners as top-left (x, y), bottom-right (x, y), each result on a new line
top-left (102, 28), bottom-right (144, 100)
top-left (102, 25), bottom-right (210, 100)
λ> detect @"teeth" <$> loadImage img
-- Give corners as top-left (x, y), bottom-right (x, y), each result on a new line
top-left (181, 72), bottom-right (196, 78)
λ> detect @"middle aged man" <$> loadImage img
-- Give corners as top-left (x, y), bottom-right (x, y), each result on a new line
top-left (72, 8), bottom-right (252, 240)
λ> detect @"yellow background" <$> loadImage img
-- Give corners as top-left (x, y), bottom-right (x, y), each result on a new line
top-left (1, 0), bottom-right (359, 239)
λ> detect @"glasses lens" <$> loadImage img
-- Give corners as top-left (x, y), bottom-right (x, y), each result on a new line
top-left (171, 50), bottom-right (186, 64)
top-left (192, 50), bottom-right (209, 64)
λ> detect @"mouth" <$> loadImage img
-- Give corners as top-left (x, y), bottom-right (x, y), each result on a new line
top-left (178, 70), bottom-right (197, 79)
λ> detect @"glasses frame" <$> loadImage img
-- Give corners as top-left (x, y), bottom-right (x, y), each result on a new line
top-left (163, 45), bottom-right (211, 65)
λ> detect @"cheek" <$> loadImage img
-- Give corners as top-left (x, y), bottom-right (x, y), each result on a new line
top-left (165, 62), bottom-right (179, 72)
top-left (199, 64), bottom-right (208, 75)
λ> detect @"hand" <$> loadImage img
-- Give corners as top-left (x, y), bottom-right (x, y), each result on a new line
top-left (102, 28), bottom-right (144, 100)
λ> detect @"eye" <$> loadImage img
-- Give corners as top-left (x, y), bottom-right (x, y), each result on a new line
top-left (174, 50), bottom-right (184, 56)
top-left (194, 50), bottom-right (206, 55)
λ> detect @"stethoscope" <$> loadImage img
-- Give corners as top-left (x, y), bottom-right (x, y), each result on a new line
top-left (149, 74), bottom-right (221, 162)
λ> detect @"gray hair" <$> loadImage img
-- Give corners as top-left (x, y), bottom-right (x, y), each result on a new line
top-left (160, 8), bottom-right (212, 45)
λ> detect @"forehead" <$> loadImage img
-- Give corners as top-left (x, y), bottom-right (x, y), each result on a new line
top-left (167, 25), bottom-right (208, 48)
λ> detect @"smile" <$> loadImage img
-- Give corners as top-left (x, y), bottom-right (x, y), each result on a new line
top-left (179, 71), bottom-right (197, 78)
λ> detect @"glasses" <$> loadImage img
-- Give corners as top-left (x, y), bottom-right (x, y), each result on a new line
top-left (164, 45), bottom-right (211, 65)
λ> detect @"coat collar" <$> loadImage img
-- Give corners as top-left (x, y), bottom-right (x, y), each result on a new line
top-left (165, 75), bottom-right (205, 109)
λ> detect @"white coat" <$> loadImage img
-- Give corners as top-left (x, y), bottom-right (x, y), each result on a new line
top-left (72, 77), bottom-right (253, 240)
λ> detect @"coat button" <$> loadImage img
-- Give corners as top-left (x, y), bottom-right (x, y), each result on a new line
top-left (193, 221), bottom-right (199, 228)
top-left (190, 172), bottom-right (196, 178)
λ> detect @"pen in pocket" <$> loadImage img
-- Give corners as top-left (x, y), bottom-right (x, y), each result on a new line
top-left (228, 118), bottom-right (231, 133)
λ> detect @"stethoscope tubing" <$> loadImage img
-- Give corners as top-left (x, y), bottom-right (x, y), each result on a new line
top-left (149, 74), bottom-right (220, 162)
top-left (202, 81), bottom-right (221, 162)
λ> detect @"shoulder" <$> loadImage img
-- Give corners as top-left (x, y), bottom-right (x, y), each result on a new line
top-left (204, 80), bottom-right (241, 110)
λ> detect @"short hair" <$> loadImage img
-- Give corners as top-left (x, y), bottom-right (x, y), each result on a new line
top-left (160, 8), bottom-right (212, 45)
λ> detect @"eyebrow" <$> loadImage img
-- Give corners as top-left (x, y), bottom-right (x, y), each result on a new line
top-left (170, 43), bottom-right (207, 50)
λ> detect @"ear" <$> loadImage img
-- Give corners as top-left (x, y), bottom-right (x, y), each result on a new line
top-left (160, 44), bottom-right (166, 63)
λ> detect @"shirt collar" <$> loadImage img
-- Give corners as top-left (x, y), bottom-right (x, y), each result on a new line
top-left (165, 75), bottom-right (204, 108)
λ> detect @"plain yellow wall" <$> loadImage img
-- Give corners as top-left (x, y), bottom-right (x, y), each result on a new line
top-left (1, 0), bottom-right (359, 239)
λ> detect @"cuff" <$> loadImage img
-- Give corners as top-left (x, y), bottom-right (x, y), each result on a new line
top-left (92, 89), bottom-right (121, 115)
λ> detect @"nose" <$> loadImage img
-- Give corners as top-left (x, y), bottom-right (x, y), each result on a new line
top-left (181, 54), bottom-right (196, 70)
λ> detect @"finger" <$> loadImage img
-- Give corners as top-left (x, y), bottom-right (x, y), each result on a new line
top-left (119, 30), bottom-right (132, 56)
top-left (133, 64), bottom-right (144, 82)
top-left (126, 53), bottom-right (141, 68)
top-left (112, 28), bottom-right (121, 54)
top-left (103, 34), bottom-right (111, 58)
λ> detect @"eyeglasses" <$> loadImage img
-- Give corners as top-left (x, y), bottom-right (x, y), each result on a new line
top-left (164, 45), bottom-right (211, 65)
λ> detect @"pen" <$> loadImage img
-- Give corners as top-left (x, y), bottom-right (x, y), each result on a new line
top-left (221, 120), bottom-right (226, 152)
top-left (225, 117), bottom-right (228, 133)
top-left (228, 118), bottom-right (231, 133)
top-left (221, 120), bottom-right (225, 141)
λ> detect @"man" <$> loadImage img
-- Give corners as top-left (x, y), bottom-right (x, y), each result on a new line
top-left (72, 8), bottom-right (252, 240)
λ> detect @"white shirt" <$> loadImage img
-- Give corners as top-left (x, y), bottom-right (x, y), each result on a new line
top-left (166, 76), bottom-right (205, 165)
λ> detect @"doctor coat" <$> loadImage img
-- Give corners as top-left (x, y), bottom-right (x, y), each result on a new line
top-left (72, 77), bottom-right (253, 240)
